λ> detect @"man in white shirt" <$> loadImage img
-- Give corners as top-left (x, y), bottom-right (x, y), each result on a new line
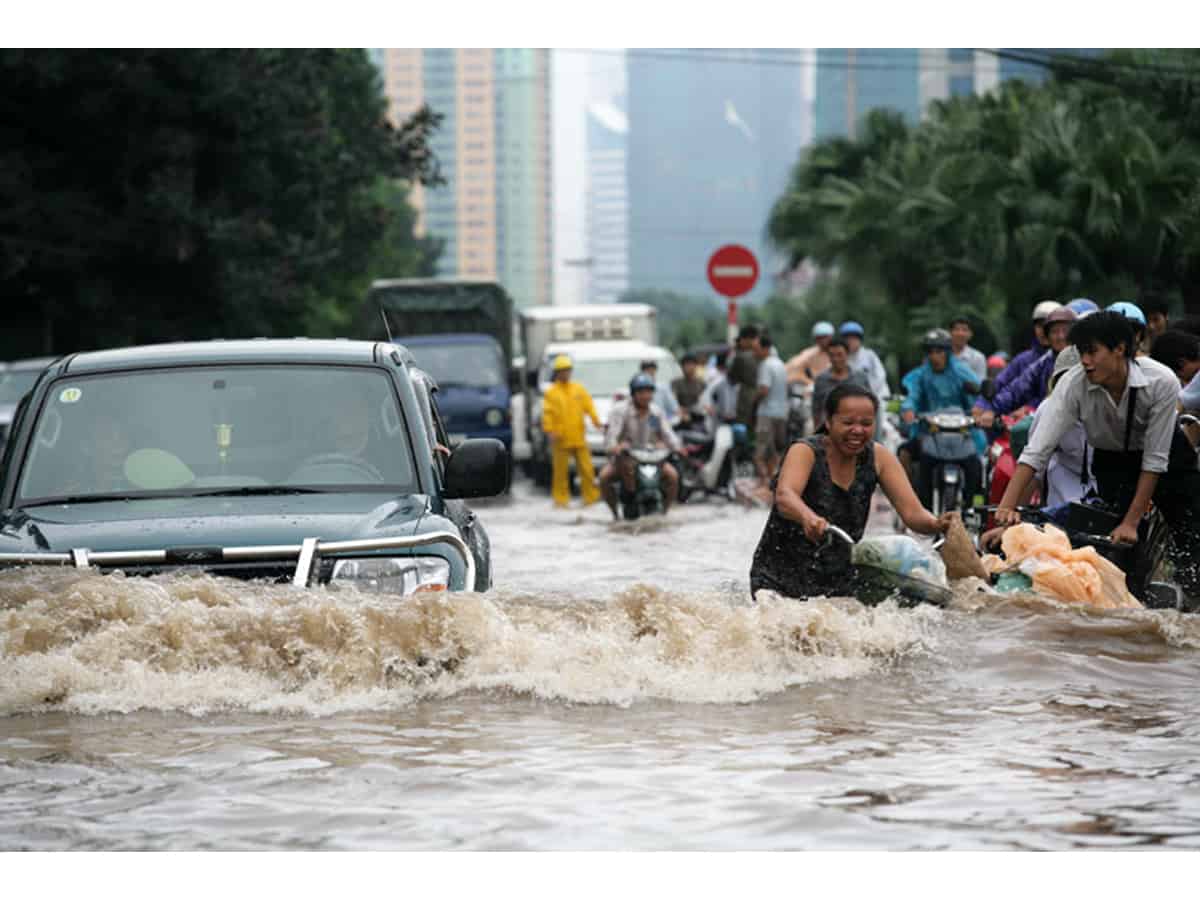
top-left (950, 315), bottom-right (988, 382)
top-left (839, 321), bottom-right (891, 402)
top-left (753, 334), bottom-right (789, 484)
top-left (996, 312), bottom-right (1200, 606)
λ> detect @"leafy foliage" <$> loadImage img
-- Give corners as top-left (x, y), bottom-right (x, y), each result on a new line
top-left (0, 49), bottom-right (443, 357)
top-left (766, 50), bottom-right (1200, 375)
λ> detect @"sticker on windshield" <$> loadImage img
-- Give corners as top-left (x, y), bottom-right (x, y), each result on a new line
top-left (59, 387), bottom-right (82, 404)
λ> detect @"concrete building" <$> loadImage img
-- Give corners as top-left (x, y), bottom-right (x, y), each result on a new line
top-left (373, 49), bottom-right (553, 308)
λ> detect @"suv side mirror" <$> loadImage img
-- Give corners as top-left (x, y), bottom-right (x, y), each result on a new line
top-left (443, 438), bottom-right (510, 499)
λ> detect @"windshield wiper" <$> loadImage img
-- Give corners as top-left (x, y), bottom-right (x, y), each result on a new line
top-left (19, 493), bottom-right (143, 507)
top-left (189, 486), bottom-right (329, 497)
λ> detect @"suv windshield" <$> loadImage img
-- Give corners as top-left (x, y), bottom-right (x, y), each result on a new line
top-left (0, 369), bottom-right (42, 406)
top-left (17, 365), bottom-right (418, 503)
top-left (405, 341), bottom-right (505, 389)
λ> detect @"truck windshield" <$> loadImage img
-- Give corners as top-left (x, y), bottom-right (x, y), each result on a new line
top-left (540, 357), bottom-right (684, 397)
top-left (17, 365), bottom-right (418, 504)
top-left (406, 341), bottom-right (505, 389)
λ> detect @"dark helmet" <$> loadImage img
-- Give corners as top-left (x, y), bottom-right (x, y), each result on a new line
top-left (629, 373), bottom-right (656, 394)
top-left (923, 328), bottom-right (952, 351)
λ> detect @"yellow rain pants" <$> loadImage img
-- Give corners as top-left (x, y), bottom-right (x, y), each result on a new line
top-left (551, 442), bottom-right (599, 506)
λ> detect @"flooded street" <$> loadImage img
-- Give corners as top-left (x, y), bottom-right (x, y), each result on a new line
top-left (3, 480), bottom-right (1200, 849)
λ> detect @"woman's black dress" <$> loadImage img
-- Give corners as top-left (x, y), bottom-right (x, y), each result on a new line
top-left (749, 436), bottom-right (877, 600)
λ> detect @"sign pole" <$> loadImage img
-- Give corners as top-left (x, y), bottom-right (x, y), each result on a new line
top-left (726, 298), bottom-right (738, 345)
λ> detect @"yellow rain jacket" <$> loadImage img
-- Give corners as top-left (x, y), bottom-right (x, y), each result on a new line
top-left (542, 380), bottom-right (600, 449)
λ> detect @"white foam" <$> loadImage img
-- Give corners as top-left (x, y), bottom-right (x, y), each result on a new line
top-left (0, 569), bottom-right (948, 716)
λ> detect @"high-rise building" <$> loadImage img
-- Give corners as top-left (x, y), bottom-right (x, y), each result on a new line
top-left (374, 48), bottom-right (553, 308)
top-left (624, 49), bottom-right (807, 303)
top-left (813, 49), bottom-right (1096, 140)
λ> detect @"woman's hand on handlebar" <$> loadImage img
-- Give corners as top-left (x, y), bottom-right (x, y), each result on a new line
top-left (935, 512), bottom-right (957, 533)
top-left (800, 510), bottom-right (829, 544)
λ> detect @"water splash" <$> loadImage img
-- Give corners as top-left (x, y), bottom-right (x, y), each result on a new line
top-left (0, 568), bottom-right (944, 716)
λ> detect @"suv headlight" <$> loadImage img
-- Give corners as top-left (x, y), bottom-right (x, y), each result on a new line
top-left (329, 556), bottom-right (450, 595)
top-left (485, 407), bottom-right (505, 427)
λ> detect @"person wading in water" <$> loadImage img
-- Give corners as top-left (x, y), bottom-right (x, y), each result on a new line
top-left (750, 383), bottom-right (953, 600)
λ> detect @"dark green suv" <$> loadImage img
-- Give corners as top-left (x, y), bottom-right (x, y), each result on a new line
top-left (0, 339), bottom-right (507, 592)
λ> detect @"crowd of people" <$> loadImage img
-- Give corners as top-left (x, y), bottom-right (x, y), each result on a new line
top-left (539, 296), bottom-right (1200, 608)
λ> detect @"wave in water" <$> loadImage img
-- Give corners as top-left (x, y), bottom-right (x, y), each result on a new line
top-left (0, 568), bottom-right (945, 716)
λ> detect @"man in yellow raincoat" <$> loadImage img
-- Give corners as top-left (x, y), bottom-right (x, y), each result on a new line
top-left (542, 354), bottom-right (602, 507)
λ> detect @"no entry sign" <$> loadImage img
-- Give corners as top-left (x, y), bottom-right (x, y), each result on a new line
top-left (707, 244), bottom-right (759, 298)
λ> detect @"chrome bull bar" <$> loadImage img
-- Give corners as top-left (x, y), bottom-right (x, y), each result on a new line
top-left (0, 530), bottom-right (476, 591)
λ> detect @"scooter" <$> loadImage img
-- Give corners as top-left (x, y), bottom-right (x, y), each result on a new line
top-left (619, 447), bottom-right (672, 521)
top-left (918, 409), bottom-right (980, 523)
top-left (677, 421), bottom-right (748, 503)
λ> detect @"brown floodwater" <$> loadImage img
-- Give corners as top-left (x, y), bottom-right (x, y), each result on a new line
top-left (2, 483), bottom-right (1199, 849)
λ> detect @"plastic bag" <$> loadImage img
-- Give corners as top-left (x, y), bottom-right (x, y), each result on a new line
top-left (981, 522), bottom-right (1140, 610)
top-left (853, 535), bottom-right (948, 588)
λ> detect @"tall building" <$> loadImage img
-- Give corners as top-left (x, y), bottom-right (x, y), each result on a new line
top-left (814, 49), bottom-right (1096, 140)
top-left (374, 49), bottom-right (553, 308)
top-left (624, 49), bottom-right (807, 303)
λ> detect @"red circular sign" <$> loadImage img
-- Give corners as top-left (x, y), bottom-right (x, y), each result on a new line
top-left (707, 244), bottom-right (759, 298)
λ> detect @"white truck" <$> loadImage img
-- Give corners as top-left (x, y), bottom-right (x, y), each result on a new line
top-left (511, 304), bottom-right (665, 485)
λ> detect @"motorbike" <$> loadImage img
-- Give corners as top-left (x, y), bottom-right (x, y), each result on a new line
top-left (677, 421), bottom-right (749, 503)
top-left (618, 447), bottom-right (672, 521)
top-left (918, 408), bottom-right (980, 523)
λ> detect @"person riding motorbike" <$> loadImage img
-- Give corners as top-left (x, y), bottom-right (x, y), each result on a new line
top-left (598, 373), bottom-right (684, 518)
top-left (985, 300), bottom-right (1062, 404)
top-left (899, 328), bottom-right (984, 509)
top-left (975, 306), bottom-right (1077, 428)
top-left (785, 321), bottom-right (835, 386)
top-left (671, 353), bottom-right (708, 426)
top-left (993, 311), bottom-right (1200, 609)
top-left (839, 321), bottom-right (891, 403)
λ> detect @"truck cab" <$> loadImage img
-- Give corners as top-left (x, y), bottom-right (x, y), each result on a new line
top-left (399, 334), bottom-right (512, 452)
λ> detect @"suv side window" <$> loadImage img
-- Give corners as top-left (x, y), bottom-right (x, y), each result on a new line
top-left (410, 370), bottom-right (451, 479)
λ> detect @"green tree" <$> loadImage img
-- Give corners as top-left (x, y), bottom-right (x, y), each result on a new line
top-left (0, 49), bottom-right (443, 357)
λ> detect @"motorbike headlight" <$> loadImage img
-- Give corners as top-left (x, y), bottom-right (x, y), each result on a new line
top-left (329, 556), bottom-right (450, 595)
top-left (485, 407), bottom-right (505, 427)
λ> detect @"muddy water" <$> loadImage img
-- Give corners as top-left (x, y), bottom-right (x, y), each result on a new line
top-left (3, 483), bottom-right (1200, 849)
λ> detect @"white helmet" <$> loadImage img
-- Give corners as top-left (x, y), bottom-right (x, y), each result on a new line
top-left (1032, 300), bottom-right (1062, 322)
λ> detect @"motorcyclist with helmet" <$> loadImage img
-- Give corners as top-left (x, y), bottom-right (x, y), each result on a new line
top-left (899, 328), bottom-right (984, 509)
top-left (839, 321), bottom-right (891, 403)
top-left (975, 306), bottom-right (1078, 428)
top-left (598, 373), bottom-right (684, 518)
top-left (984, 300), bottom-right (1063, 405)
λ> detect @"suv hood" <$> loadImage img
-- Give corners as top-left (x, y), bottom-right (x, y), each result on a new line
top-left (0, 493), bottom-right (445, 554)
